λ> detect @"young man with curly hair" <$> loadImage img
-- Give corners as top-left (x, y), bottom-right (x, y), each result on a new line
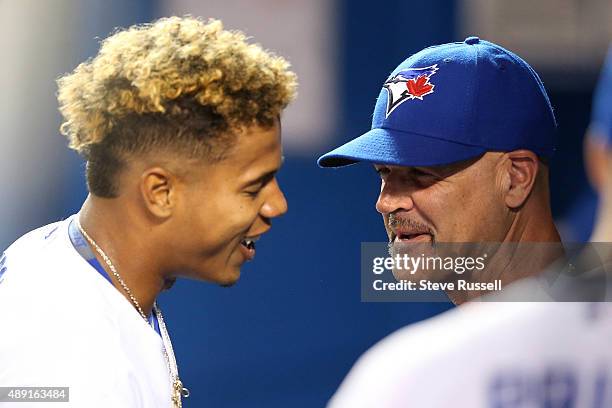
top-left (0, 17), bottom-right (296, 407)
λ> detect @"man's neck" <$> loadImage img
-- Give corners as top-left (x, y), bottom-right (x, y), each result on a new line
top-left (448, 209), bottom-right (563, 305)
top-left (78, 195), bottom-right (166, 317)
top-left (505, 198), bottom-right (562, 242)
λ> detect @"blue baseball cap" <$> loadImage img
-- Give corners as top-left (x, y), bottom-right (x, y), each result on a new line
top-left (318, 36), bottom-right (557, 168)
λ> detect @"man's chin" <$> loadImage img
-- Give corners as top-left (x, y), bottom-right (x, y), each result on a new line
top-left (219, 278), bottom-right (238, 288)
top-left (392, 268), bottom-right (450, 283)
top-left (185, 265), bottom-right (241, 286)
top-left (216, 268), bottom-right (241, 287)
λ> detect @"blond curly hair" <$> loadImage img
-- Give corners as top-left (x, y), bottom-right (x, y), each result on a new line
top-left (57, 16), bottom-right (297, 197)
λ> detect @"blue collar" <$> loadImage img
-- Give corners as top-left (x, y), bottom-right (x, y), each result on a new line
top-left (68, 218), bottom-right (160, 336)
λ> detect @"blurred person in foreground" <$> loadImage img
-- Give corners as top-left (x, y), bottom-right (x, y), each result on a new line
top-left (328, 279), bottom-right (612, 407)
top-left (586, 45), bottom-right (612, 242)
top-left (0, 17), bottom-right (296, 407)
top-left (326, 45), bottom-right (612, 408)
top-left (318, 37), bottom-right (563, 304)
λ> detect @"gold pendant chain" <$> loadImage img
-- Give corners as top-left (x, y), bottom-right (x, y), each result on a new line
top-left (76, 219), bottom-right (148, 320)
top-left (155, 305), bottom-right (190, 406)
top-left (76, 217), bottom-right (189, 407)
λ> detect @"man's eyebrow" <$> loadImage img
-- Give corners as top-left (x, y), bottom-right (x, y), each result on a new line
top-left (242, 155), bottom-right (284, 187)
top-left (243, 170), bottom-right (278, 187)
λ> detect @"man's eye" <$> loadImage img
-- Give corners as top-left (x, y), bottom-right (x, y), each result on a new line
top-left (244, 183), bottom-right (265, 197)
top-left (412, 168), bottom-right (434, 177)
top-left (375, 167), bottom-right (390, 177)
top-left (244, 189), bottom-right (261, 197)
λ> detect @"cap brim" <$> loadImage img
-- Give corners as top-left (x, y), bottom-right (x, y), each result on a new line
top-left (317, 128), bottom-right (487, 168)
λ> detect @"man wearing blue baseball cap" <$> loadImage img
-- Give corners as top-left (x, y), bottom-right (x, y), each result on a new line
top-left (326, 40), bottom-right (612, 408)
top-left (319, 37), bottom-right (563, 303)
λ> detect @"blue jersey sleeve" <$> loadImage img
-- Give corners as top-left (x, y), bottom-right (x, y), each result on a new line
top-left (591, 45), bottom-right (612, 145)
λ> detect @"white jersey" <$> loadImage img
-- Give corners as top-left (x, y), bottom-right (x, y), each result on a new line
top-left (0, 216), bottom-right (172, 407)
top-left (329, 300), bottom-right (612, 407)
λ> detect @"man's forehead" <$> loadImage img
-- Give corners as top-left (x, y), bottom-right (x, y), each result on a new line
top-left (373, 154), bottom-right (488, 175)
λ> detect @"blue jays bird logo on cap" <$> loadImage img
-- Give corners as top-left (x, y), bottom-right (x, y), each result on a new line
top-left (383, 64), bottom-right (438, 117)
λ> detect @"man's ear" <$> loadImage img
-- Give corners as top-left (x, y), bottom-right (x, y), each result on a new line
top-left (503, 150), bottom-right (539, 209)
top-left (139, 167), bottom-right (176, 219)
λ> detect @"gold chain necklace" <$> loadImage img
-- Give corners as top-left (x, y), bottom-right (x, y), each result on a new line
top-left (76, 218), bottom-right (189, 407)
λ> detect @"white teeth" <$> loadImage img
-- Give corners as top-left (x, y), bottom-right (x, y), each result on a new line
top-left (241, 235), bottom-right (260, 248)
top-left (242, 235), bottom-right (260, 244)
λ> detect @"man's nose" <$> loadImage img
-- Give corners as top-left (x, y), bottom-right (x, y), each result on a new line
top-left (261, 178), bottom-right (288, 219)
top-left (375, 177), bottom-right (416, 215)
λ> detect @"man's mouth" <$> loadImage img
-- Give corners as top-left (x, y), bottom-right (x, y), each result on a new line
top-left (388, 214), bottom-right (434, 244)
top-left (394, 232), bottom-right (432, 243)
top-left (239, 236), bottom-right (260, 261)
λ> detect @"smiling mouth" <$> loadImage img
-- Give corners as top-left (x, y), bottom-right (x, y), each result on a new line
top-left (241, 237), bottom-right (257, 250)
top-left (394, 232), bottom-right (433, 243)
top-left (239, 236), bottom-right (260, 261)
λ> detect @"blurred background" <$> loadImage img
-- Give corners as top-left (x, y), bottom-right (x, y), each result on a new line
top-left (1, 0), bottom-right (610, 406)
